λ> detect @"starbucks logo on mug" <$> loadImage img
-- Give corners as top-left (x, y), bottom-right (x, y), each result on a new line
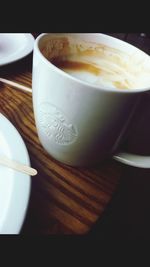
top-left (38, 102), bottom-right (78, 145)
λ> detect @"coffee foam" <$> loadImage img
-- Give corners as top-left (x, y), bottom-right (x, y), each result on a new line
top-left (41, 34), bottom-right (150, 90)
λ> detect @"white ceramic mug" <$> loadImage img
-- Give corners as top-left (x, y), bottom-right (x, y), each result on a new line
top-left (32, 33), bottom-right (150, 168)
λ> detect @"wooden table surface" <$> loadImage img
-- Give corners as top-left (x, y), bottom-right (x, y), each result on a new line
top-left (0, 33), bottom-right (149, 235)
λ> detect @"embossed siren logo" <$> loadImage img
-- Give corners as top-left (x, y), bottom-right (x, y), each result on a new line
top-left (39, 103), bottom-right (78, 145)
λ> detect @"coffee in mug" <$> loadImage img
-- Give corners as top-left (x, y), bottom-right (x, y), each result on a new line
top-left (41, 34), bottom-right (150, 90)
top-left (32, 33), bottom-right (150, 168)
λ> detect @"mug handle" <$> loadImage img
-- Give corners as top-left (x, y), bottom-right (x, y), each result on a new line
top-left (113, 152), bottom-right (150, 169)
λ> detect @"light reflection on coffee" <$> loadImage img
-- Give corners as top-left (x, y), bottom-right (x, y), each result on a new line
top-left (41, 35), bottom-right (150, 90)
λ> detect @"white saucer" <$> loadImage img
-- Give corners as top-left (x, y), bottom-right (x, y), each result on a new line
top-left (0, 33), bottom-right (35, 66)
top-left (0, 113), bottom-right (31, 234)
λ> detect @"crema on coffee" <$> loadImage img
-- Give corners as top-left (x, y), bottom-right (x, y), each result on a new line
top-left (41, 34), bottom-right (150, 90)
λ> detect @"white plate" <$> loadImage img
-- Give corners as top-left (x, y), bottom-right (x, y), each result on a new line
top-left (0, 113), bottom-right (31, 234)
top-left (0, 33), bottom-right (35, 66)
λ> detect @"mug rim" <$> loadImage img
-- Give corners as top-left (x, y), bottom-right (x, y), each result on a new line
top-left (34, 33), bottom-right (150, 94)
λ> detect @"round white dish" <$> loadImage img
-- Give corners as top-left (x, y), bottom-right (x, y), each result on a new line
top-left (0, 113), bottom-right (31, 234)
top-left (0, 33), bottom-right (35, 66)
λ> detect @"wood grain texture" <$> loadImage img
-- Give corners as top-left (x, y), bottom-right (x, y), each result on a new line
top-left (0, 34), bottom-right (126, 234)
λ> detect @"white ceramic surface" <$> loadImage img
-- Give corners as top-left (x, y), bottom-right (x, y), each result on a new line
top-left (32, 33), bottom-right (150, 168)
top-left (0, 113), bottom-right (31, 234)
top-left (0, 33), bottom-right (34, 66)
